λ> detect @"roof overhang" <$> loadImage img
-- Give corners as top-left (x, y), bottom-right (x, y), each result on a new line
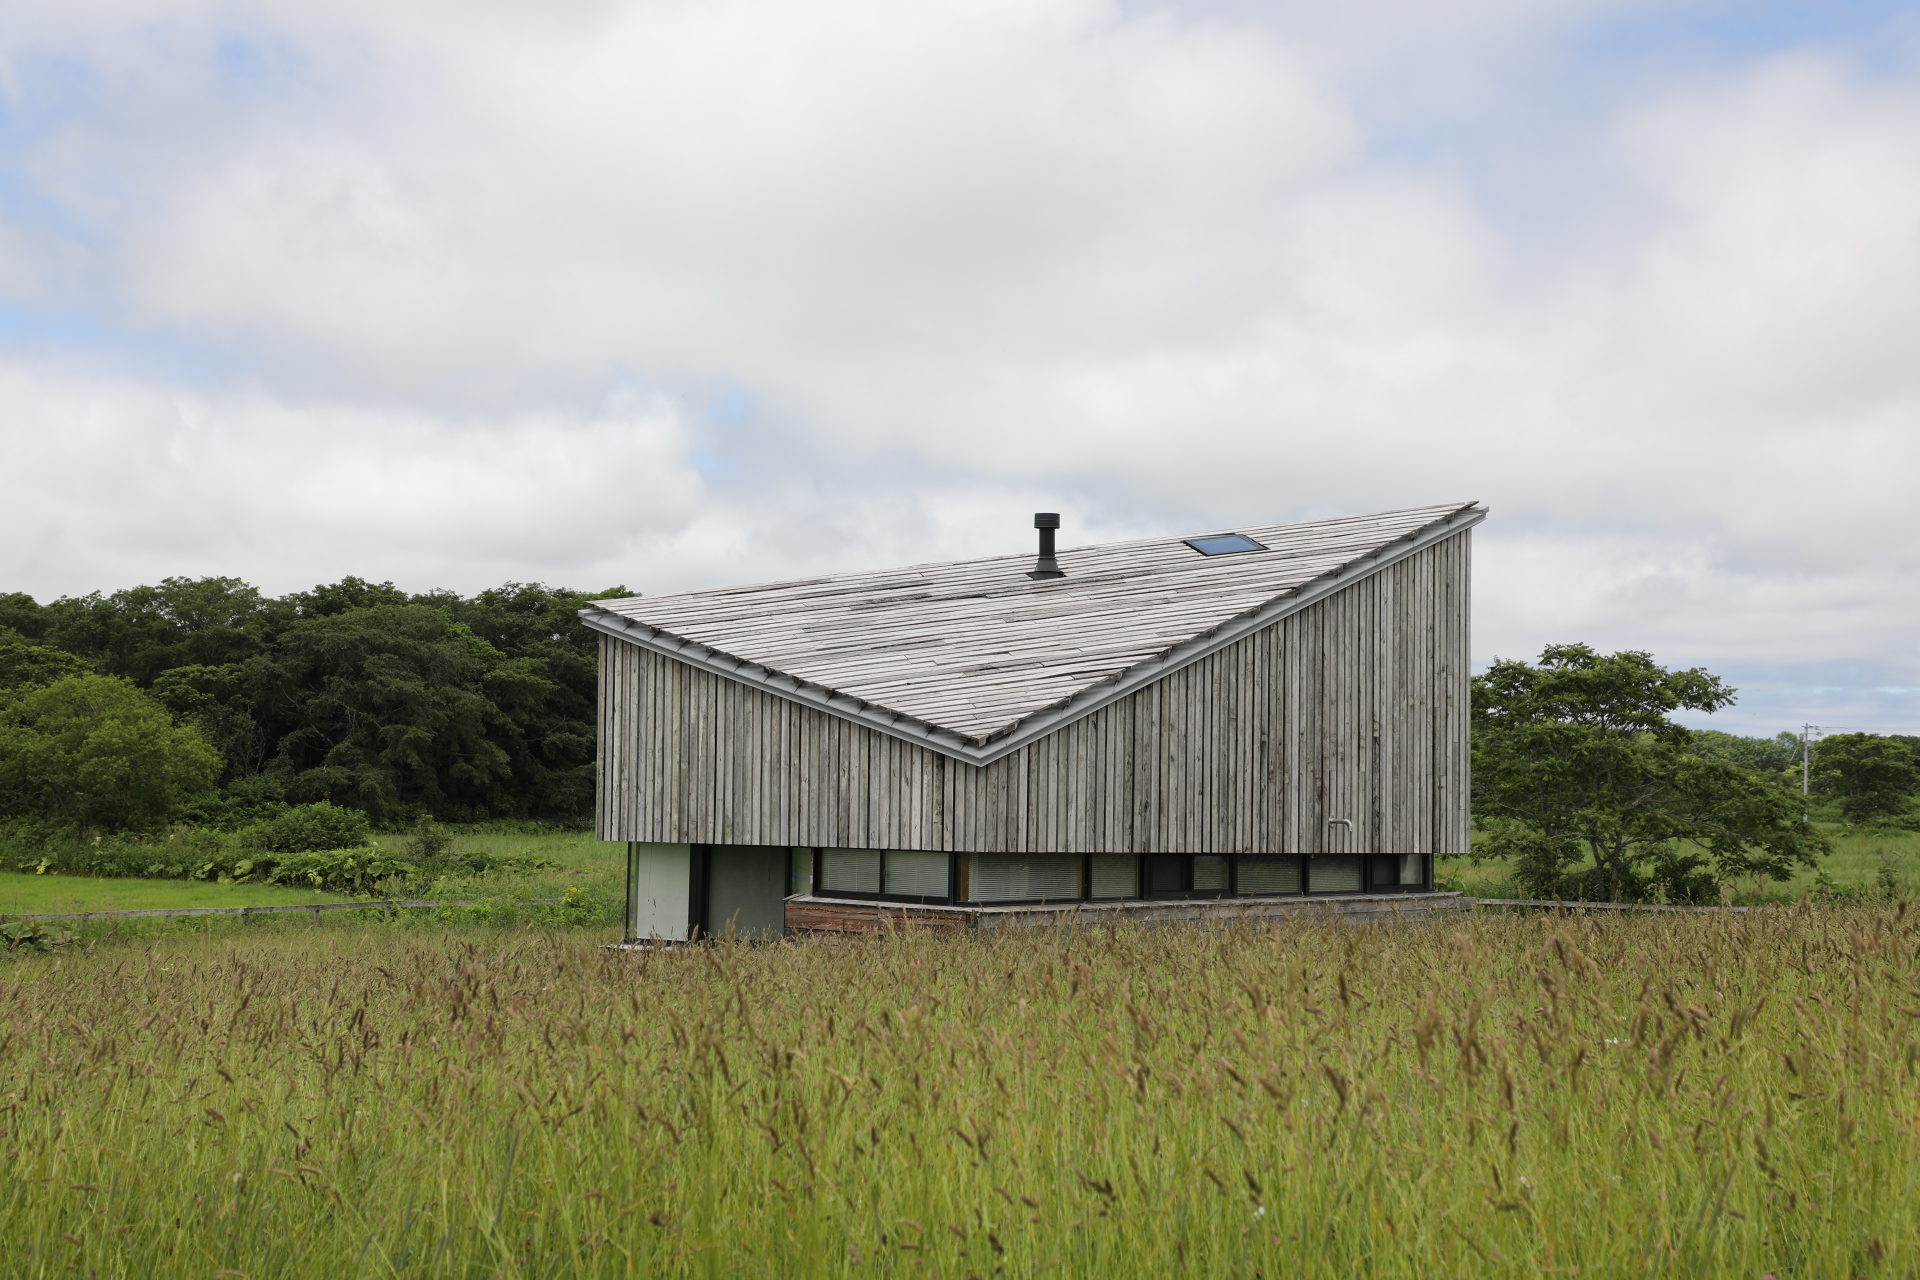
top-left (580, 503), bottom-right (1486, 767)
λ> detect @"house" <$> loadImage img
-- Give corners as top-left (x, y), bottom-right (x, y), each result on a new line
top-left (581, 501), bottom-right (1482, 940)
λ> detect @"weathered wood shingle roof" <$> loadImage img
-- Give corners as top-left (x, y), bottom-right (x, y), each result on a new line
top-left (581, 501), bottom-right (1484, 764)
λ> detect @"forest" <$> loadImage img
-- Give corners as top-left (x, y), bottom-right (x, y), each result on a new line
top-left (0, 575), bottom-right (625, 832)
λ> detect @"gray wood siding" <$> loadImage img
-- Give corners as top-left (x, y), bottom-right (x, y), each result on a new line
top-left (596, 532), bottom-right (1470, 855)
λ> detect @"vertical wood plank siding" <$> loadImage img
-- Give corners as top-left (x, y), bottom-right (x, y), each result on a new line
top-left (597, 533), bottom-right (1470, 855)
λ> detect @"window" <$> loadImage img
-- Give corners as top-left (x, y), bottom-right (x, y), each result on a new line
top-left (1146, 853), bottom-right (1230, 898)
top-left (885, 850), bottom-right (950, 897)
top-left (1237, 855), bottom-right (1301, 896)
top-left (821, 848), bottom-right (880, 895)
top-left (816, 848), bottom-right (952, 900)
top-left (1148, 854), bottom-right (1187, 894)
top-left (1183, 533), bottom-right (1268, 556)
top-left (790, 847), bottom-right (813, 897)
top-left (1089, 853), bottom-right (1137, 899)
top-left (969, 853), bottom-right (1080, 903)
top-left (1309, 856), bottom-right (1363, 892)
top-left (1366, 854), bottom-right (1429, 892)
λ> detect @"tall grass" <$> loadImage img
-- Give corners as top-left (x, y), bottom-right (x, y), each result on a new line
top-left (2, 906), bottom-right (1916, 1277)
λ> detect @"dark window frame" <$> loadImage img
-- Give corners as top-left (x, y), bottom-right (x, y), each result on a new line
top-left (793, 845), bottom-right (1434, 906)
top-left (1140, 852), bottom-right (1235, 900)
top-left (807, 846), bottom-right (955, 906)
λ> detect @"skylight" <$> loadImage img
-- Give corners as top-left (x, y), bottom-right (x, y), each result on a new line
top-left (1183, 533), bottom-right (1268, 557)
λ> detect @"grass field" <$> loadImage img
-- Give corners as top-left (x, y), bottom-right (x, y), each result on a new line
top-left (1447, 823), bottom-right (1920, 903)
top-left (2, 904), bottom-right (1916, 1277)
top-left (0, 832), bottom-right (627, 923)
top-left (0, 872), bottom-right (339, 916)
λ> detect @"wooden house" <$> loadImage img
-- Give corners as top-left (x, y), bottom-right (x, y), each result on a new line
top-left (582, 501), bottom-right (1483, 940)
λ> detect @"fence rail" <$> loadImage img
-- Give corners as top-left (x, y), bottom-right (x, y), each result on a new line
top-left (1473, 898), bottom-right (1752, 914)
top-left (0, 898), bottom-right (564, 924)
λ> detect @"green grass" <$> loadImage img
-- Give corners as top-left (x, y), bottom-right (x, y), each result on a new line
top-left (0, 831), bottom-right (626, 921)
top-left (2, 904), bottom-right (1916, 1277)
top-left (1772, 826), bottom-right (1918, 896)
top-left (1448, 822), bottom-right (1920, 903)
top-left (0, 871), bottom-right (338, 915)
top-left (367, 829), bottom-right (628, 906)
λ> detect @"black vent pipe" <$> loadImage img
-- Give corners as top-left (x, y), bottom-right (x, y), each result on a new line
top-left (1028, 513), bottom-right (1065, 580)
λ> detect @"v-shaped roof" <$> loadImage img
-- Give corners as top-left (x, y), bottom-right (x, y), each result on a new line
top-left (580, 501), bottom-right (1484, 765)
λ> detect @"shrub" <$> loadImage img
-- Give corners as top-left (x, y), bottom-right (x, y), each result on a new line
top-left (240, 802), bottom-right (371, 853)
top-left (264, 848), bottom-right (412, 892)
top-left (401, 815), bottom-right (455, 863)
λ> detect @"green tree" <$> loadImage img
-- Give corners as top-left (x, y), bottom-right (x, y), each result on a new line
top-left (1809, 733), bottom-right (1918, 826)
top-left (20, 575), bottom-right (628, 826)
top-left (1472, 644), bottom-right (1826, 901)
top-left (43, 577), bottom-right (267, 685)
top-left (0, 675), bottom-right (220, 830)
top-left (0, 629), bottom-right (91, 690)
top-left (1689, 728), bottom-right (1801, 776)
top-left (231, 604), bottom-right (535, 824)
top-left (0, 594), bottom-right (49, 642)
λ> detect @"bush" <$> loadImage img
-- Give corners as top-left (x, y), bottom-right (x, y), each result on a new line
top-left (264, 848), bottom-right (412, 892)
top-left (240, 802), bottom-right (371, 853)
top-left (401, 815), bottom-right (455, 862)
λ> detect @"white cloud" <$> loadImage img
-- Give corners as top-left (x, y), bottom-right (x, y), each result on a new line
top-left (1, 1), bottom-right (1918, 733)
top-left (0, 362), bottom-right (701, 594)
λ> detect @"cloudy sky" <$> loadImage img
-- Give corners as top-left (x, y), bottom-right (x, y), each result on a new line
top-left (2, 0), bottom-right (1917, 736)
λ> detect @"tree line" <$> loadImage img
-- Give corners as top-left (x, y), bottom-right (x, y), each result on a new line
top-left (4, 577), bottom-right (1918, 903)
top-left (0, 575), bottom-right (626, 832)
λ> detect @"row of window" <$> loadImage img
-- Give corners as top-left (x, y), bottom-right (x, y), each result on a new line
top-left (794, 849), bottom-right (1430, 905)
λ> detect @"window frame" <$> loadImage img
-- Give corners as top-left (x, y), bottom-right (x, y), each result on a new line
top-left (792, 846), bottom-right (1434, 905)
top-left (806, 847), bottom-right (957, 905)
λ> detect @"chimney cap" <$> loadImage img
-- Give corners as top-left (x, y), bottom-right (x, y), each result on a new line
top-left (1033, 512), bottom-right (1061, 529)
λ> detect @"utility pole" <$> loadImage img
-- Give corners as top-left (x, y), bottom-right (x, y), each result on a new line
top-left (1800, 723), bottom-right (1817, 823)
top-left (1802, 723), bottom-right (1813, 803)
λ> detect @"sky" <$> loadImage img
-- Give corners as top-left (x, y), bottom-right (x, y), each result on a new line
top-left (1, 0), bottom-right (1918, 738)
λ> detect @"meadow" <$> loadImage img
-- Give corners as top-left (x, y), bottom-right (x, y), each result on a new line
top-left (0, 831), bottom-right (626, 924)
top-left (1446, 823), bottom-right (1920, 904)
top-left (0, 873), bottom-right (336, 916)
top-left (2, 903), bottom-right (1916, 1278)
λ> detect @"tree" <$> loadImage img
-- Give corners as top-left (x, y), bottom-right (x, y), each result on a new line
top-left (1472, 644), bottom-right (1827, 901)
top-left (0, 594), bottom-right (49, 642)
top-left (19, 575), bottom-right (630, 826)
top-left (42, 577), bottom-right (267, 685)
top-left (1689, 728), bottom-right (1801, 777)
top-left (0, 629), bottom-right (91, 690)
top-left (0, 674), bottom-right (220, 830)
top-left (1809, 733), bottom-right (1918, 825)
